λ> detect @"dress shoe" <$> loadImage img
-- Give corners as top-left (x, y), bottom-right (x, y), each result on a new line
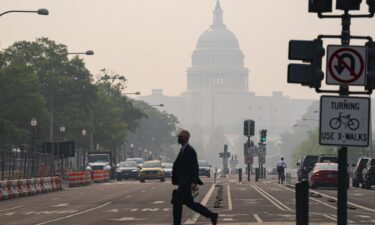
top-left (211, 213), bottom-right (218, 225)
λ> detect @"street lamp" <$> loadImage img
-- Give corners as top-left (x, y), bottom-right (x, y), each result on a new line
top-left (130, 143), bottom-right (134, 158)
top-left (49, 50), bottom-right (94, 148)
top-left (0, 8), bottom-right (49, 17)
top-left (144, 149), bottom-right (148, 160)
top-left (59, 125), bottom-right (65, 141)
top-left (30, 118), bottom-right (37, 153)
top-left (82, 129), bottom-right (87, 170)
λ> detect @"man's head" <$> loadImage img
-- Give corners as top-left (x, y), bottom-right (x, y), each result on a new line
top-left (280, 157), bottom-right (284, 161)
top-left (177, 130), bottom-right (190, 145)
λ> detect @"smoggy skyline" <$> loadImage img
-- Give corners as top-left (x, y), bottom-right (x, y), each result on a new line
top-left (1, 0), bottom-right (375, 99)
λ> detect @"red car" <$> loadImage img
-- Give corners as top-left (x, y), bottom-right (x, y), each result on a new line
top-left (310, 163), bottom-right (338, 189)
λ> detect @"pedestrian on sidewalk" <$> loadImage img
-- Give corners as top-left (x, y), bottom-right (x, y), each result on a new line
top-left (171, 129), bottom-right (218, 225)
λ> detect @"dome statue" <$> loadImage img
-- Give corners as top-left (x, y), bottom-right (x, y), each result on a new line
top-left (187, 0), bottom-right (249, 93)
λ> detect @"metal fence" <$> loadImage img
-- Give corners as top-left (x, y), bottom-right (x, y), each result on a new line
top-left (0, 150), bottom-right (55, 180)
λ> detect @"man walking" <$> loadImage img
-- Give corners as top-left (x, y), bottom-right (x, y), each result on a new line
top-left (276, 157), bottom-right (287, 184)
top-left (172, 130), bottom-right (218, 225)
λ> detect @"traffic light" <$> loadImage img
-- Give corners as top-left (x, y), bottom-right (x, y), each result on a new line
top-left (309, 0), bottom-right (332, 13)
top-left (365, 41), bottom-right (375, 90)
top-left (219, 152), bottom-right (224, 158)
top-left (260, 129), bottom-right (267, 143)
top-left (336, 0), bottom-right (362, 10)
top-left (367, 0), bottom-right (375, 12)
top-left (243, 120), bottom-right (255, 136)
top-left (288, 39), bottom-right (325, 89)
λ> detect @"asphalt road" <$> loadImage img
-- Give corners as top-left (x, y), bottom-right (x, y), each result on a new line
top-left (0, 175), bottom-right (374, 225)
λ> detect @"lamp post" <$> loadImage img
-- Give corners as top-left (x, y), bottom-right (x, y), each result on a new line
top-left (49, 50), bottom-right (94, 153)
top-left (144, 149), bottom-right (148, 160)
top-left (130, 143), bottom-right (134, 158)
top-left (0, 8), bottom-right (49, 17)
top-left (59, 125), bottom-right (65, 173)
top-left (30, 118), bottom-right (37, 177)
top-left (59, 125), bottom-right (66, 141)
top-left (82, 129), bottom-right (87, 170)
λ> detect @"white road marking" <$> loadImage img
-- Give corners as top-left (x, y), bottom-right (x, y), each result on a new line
top-left (141, 208), bottom-right (159, 212)
top-left (184, 183), bottom-right (216, 224)
top-left (110, 217), bottom-right (141, 221)
top-left (152, 201), bottom-right (165, 204)
top-left (253, 214), bottom-right (263, 223)
top-left (0, 205), bottom-right (23, 212)
top-left (51, 203), bottom-right (68, 207)
top-left (323, 214), bottom-right (336, 221)
top-left (2, 212), bottom-right (16, 216)
top-left (51, 198), bottom-right (60, 200)
top-left (126, 195), bottom-right (133, 198)
top-left (358, 215), bottom-right (371, 218)
top-left (34, 202), bottom-right (111, 225)
top-left (251, 185), bottom-right (292, 211)
top-left (223, 218), bottom-right (233, 221)
top-left (105, 209), bottom-right (119, 213)
top-left (227, 184), bottom-right (233, 210)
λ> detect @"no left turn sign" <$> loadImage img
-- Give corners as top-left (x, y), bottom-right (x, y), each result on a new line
top-left (326, 45), bottom-right (367, 86)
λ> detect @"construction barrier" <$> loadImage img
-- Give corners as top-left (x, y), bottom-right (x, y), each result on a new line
top-left (67, 171), bottom-right (92, 187)
top-left (0, 176), bottom-right (62, 201)
top-left (92, 170), bottom-right (104, 183)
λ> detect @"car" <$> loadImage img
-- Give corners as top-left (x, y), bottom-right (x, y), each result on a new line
top-left (198, 160), bottom-right (211, 177)
top-left (139, 160), bottom-right (165, 183)
top-left (116, 161), bottom-right (140, 181)
top-left (352, 157), bottom-right (369, 187)
top-left (126, 158), bottom-right (144, 166)
top-left (162, 163), bottom-right (173, 178)
top-left (362, 158), bottom-right (375, 189)
top-left (310, 163), bottom-right (338, 189)
top-left (296, 155), bottom-right (319, 182)
top-left (318, 155), bottom-right (338, 163)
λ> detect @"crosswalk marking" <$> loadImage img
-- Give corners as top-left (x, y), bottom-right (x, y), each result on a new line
top-left (253, 214), bottom-right (263, 223)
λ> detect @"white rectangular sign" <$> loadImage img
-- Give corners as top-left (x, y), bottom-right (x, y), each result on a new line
top-left (320, 96), bottom-right (370, 147)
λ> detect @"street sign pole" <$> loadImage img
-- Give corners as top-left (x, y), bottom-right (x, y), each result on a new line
top-left (337, 12), bottom-right (350, 225)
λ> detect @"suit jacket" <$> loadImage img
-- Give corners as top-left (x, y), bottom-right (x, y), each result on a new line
top-left (172, 143), bottom-right (203, 187)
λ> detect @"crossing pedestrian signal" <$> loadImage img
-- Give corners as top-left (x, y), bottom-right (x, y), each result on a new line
top-left (260, 129), bottom-right (267, 143)
top-left (288, 39), bottom-right (325, 89)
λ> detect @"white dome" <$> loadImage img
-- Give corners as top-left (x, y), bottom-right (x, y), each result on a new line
top-left (197, 27), bottom-right (240, 49)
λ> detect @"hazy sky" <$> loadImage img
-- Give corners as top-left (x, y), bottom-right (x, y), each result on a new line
top-left (1, 0), bottom-right (375, 99)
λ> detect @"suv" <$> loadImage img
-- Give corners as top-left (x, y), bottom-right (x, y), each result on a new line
top-left (352, 157), bottom-right (369, 187)
top-left (198, 160), bottom-right (211, 177)
top-left (363, 158), bottom-right (375, 189)
top-left (297, 155), bottom-right (319, 182)
top-left (318, 155), bottom-right (338, 163)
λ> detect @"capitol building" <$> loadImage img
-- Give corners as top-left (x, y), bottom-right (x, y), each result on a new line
top-left (141, 1), bottom-right (313, 158)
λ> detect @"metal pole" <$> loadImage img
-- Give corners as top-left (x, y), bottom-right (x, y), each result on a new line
top-left (337, 147), bottom-right (348, 225)
top-left (337, 12), bottom-right (350, 225)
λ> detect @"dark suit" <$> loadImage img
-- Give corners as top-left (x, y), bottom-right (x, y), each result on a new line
top-left (172, 144), bottom-right (214, 225)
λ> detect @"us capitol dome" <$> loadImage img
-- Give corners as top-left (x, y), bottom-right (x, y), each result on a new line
top-left (187, 0), bottom-right (249, 93)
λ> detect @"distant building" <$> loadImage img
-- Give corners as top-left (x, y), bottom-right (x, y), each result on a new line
top-left (141, 0), bottom-right (313, 136)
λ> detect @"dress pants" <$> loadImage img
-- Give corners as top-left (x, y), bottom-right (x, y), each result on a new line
top-left (173, 185), bottom-right (213, 225)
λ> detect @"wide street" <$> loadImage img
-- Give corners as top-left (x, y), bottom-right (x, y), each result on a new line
top-left (0, 175), bottom-right (375, 225)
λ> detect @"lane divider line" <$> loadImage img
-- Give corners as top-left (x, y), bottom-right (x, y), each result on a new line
top-left (34, 202), bottom-right (112, 225)
top-left (323, 214), bottom-right (336, 221)
top-left (253, 214), bottom-right (263, 223)
top-left (227, 184), bottom-right (232, 211)
top-left (252, 185), bottom-right (293, 211)
top-left (184, 183), bottom-right (215, 224)
top-left (0, 205), bottom-right (23, 212)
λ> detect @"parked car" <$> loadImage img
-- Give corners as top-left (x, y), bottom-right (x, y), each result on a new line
top-left (352, 157), bottom-right (369, 187)
top-left (139, 160), bottom-right (165, 183)
top-left (310, 163), bottom-right (338, 189)
top-left (297, 155), bottom-right (319, 182)
top-left (318, 155), bottom-right (338, 163)
top-left (116, 161), bottom-right (140, 181)
top-left (162, 163), bottom-right (173, 178)
top-left (362, 158), bottom-right (375, 189)
top-left (198, 160), bottom-right (211, 177)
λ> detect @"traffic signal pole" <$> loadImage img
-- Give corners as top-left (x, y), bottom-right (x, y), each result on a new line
top-left (247, 136), bottom-right (251, 182)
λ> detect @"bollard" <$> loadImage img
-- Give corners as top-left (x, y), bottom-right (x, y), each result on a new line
top-left (255, 168), bottom-right (259, 182)
top-left (296, 181), bottom-right (309, 225)
top-left (247, 164), bottom-right (250, 181)
top-left (238, 168), bottom-right (242, 182)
